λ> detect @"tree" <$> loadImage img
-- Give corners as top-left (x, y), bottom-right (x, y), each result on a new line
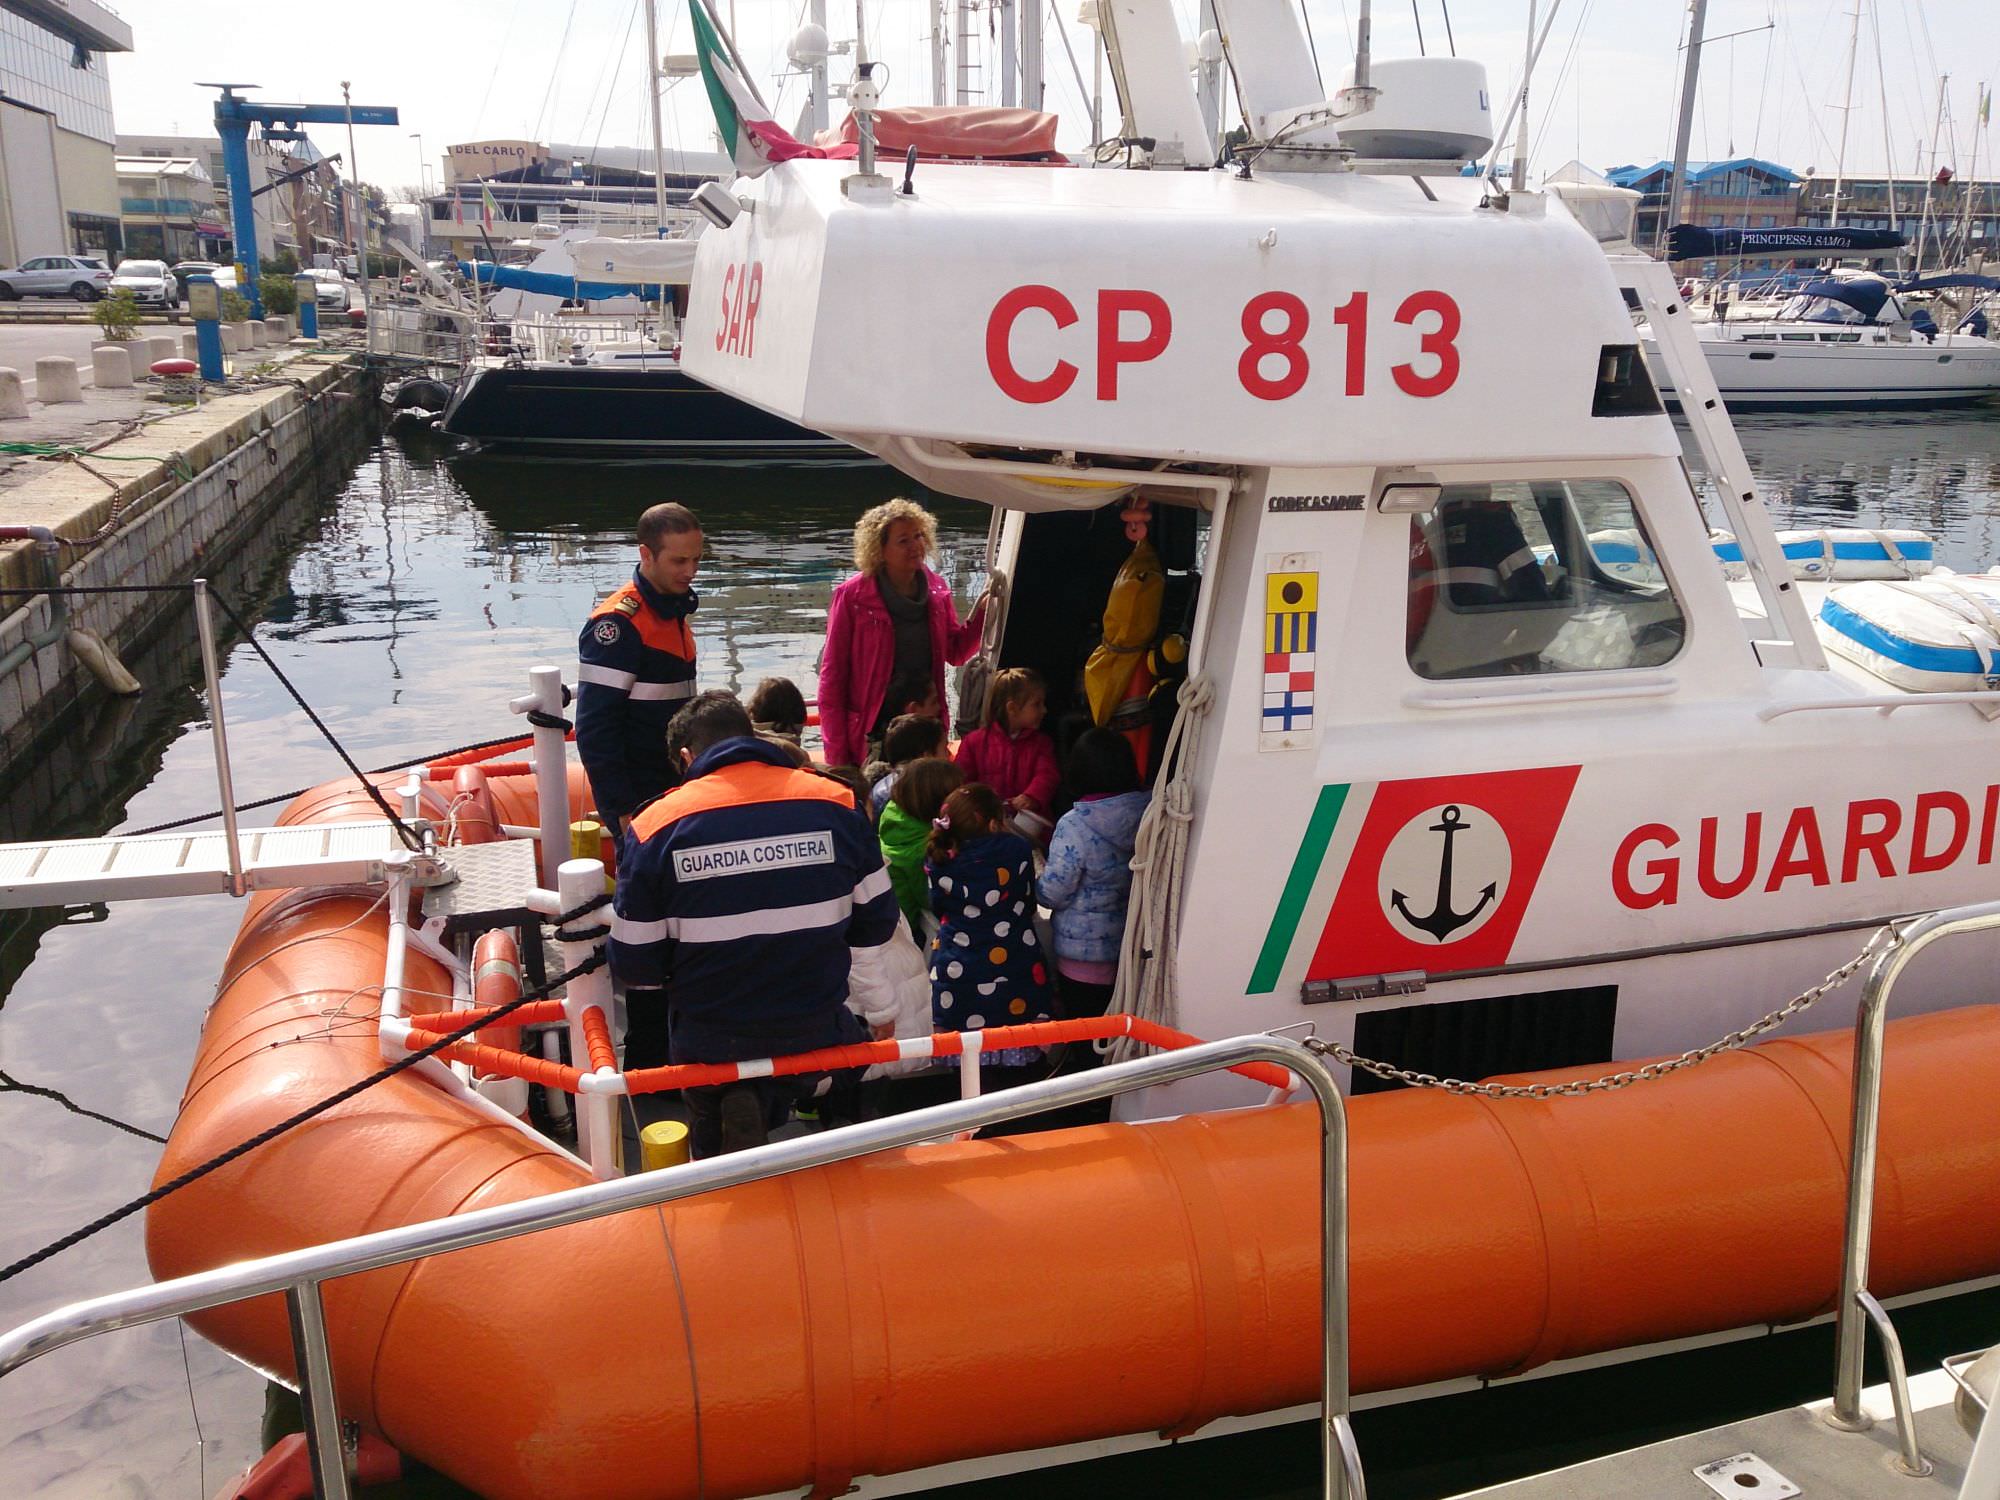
top-left (91, 288), bottom-right (140, 341)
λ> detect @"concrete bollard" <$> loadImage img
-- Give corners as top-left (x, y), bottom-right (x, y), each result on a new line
top-left (0, 368), bottom-right (26, 420)
top-left (144, 335), bottom-right (177, 370)
top-left (220, 322), bottom-right (244, 353)
top-left (91, 344), bottom-right (134, 388)
top-left (181, 332), bottom-right (201, 361)
top-left (266, 314), bottom-right (293, 342)
top-left (34, 357), bottom-right (82, 403)
top-left (247, 320), bottom-right (269, 348)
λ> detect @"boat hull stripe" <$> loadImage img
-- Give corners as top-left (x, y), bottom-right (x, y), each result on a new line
top-left (1247, 782), bottom-right (1348, 994)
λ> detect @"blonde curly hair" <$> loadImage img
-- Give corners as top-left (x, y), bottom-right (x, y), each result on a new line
top-left (852, 498), bottom-right (939, 576)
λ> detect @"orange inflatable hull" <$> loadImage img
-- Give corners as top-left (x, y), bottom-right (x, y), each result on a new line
top-left (147, 778), bottom-right (2000, 1500)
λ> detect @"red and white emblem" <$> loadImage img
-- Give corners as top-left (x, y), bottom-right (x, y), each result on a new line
top-left (592, 619), bottom-right (622, 645)
top-left (1308, 765), bottom-right (1579, 981)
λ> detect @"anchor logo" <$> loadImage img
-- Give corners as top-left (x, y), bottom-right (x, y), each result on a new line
top-left (1377, 802), bottom-right (1511, 947)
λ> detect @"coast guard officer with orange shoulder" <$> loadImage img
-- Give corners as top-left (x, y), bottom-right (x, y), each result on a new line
top-left (577, 502), bottom-right (703, 833)
top-left (611, 691), bottom-right (902, 1156)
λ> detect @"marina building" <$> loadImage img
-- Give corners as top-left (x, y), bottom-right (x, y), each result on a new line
top-left (113, 154), bottom-right (222, 261)
top-left (1605, 158), bottom-right (1804, 269)
top-left (1795, 173), bottom-right (2000, 262)
top-left (426, 139), bottom-right (727, 261)
top-left (0, 0), bottom-right (131, 263)
top-left (119, 131), bottom-right (348, 267)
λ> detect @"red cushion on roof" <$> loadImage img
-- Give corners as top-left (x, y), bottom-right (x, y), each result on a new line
top-left (815, 105), bottom-right (1063, 160)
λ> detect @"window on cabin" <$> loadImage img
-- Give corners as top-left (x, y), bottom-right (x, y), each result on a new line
top-left (1406, 480), bottom-right (1687, 680)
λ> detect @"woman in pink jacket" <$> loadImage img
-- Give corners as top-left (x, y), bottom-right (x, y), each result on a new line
top-left (819, 499), bottom-right (992, 767)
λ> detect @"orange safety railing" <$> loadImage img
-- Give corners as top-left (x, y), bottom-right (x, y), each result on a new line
top-left (397, 1011), bottom-right (1297, 1097)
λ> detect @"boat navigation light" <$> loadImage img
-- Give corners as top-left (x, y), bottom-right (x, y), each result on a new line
top-left (692, 182), bottom-right (742, 230)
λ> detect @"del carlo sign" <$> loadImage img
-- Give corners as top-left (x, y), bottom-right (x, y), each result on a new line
top-left (446, 141), bottom-right (548, 182)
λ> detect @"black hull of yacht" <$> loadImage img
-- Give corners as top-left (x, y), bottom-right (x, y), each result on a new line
top-left (438, 363), bottom-right (866, 462)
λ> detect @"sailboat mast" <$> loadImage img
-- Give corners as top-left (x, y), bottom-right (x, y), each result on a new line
top-left (1021, 0), bottom-right (1043, 108)
top-left (1830, 0), bottom-right (1860, 226)
top-left (931, 0), bottom-right (947, 104)
top-left (957, 0), bottom-right (975, 102)
top-left (642, 0), bottom-right (669, 230)
top-left (1870, 0), bottom-right (1899, 238)
top-left (1663, 0), bottom-right (1710, 257)
top-left (1956, 84), bottom-right (1986, 267)
top-left (810, 0), bottom-right (830, 133)
top-left (1913, 75), bottom-right (1948, 275)
top-left (1000, 0), bottom-right (1018, 105)
top-left (1510, 0), bottom-right (1535, 190)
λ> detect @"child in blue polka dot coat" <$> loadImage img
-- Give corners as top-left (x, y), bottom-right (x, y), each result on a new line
top-left (925, 781), bottom-right (1054, 1069)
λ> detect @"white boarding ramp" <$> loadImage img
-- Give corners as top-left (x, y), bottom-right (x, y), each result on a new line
top-left (0, 822), bottom-right (403, 908)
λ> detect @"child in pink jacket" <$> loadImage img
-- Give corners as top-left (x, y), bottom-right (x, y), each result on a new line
top-left (954, 668), bottom-right (1059, 816)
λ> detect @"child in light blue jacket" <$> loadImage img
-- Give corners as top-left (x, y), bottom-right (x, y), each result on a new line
top-left (1040, 729), bottom-right (1149, 1018)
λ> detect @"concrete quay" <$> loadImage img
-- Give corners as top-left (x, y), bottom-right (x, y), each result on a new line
top-left (0, 346), bottom-right (380, 768)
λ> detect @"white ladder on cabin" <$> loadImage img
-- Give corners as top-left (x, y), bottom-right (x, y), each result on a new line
top-left (0, 822), bottom-right (404, 909)
top-left (1616, 254), bottom-right (1830, 672)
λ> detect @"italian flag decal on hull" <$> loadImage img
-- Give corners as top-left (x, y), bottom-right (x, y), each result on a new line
top-left (1250, 766), bottom-right (1582, 993)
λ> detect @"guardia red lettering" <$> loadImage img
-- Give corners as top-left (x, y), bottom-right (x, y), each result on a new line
top-left (1613, 785), bottom-right (2000, 909)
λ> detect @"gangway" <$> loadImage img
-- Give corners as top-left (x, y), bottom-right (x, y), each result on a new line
top-left (0, 821), bottom-right (402, 908)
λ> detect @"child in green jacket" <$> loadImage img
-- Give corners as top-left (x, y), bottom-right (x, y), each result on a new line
top-left (878, 757), bottom-right (964, 941)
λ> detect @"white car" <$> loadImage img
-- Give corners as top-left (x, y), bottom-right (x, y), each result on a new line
top-left (302, 268), bottom-right (350, 310)
top-left (0, 254), bottom-right (114, 301)
top-left (111, 259), bottom-right (179, 308)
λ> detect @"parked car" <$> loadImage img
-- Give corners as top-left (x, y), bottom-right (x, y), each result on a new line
top-left (111, 259), bottom-right (179, 308)
top-left (301, 268), bottom-right (351, 310)
top-left (170, 260), bottom-right (220, 294)
top-left (0, 254), bottom-right (114, 301)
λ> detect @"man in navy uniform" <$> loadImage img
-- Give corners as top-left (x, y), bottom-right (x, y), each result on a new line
top-left (610, 691), bottom-right (901, 1155)
top-left (576, 502), bottom-right (703, 834)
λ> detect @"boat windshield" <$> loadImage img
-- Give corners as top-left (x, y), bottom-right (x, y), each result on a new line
top-left (1407, 479), bottom-right (1686, 681)
top-left (1796, 298), bottom-right (1869, 324)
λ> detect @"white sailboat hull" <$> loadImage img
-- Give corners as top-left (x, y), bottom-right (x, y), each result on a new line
top-left (1645, 330), bottom-right (2000, 410)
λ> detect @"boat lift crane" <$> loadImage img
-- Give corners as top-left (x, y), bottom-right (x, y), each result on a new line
top-left (202, 84), bottom-right (399, 318)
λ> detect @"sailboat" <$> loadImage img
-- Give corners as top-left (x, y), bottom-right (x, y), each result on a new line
top-left (433, 2), bottom-right (869, 460)
top-left (1636, 0), bottom-right (2000, 410)
top-left (1642, 244), bottom-right (2000, 410)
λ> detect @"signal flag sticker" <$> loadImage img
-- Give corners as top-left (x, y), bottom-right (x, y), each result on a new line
top-left (1261, 555), bottom-right (1319, 752)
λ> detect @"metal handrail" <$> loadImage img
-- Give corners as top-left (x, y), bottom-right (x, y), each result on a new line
top-left (0, 1033), bottom-right (1359, 1500)
top-left (1829, 897), bottom-right (2000, 1476)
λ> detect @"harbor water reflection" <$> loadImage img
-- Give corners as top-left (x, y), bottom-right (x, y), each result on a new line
top-left (0, 407), bottom-right (1996, 1495)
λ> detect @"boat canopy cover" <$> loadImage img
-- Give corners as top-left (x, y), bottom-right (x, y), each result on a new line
top-left (814, 105), bottom-right (1065, 161)
top-left (460, 261), bottom-right (663, 303)
top-left (1668, 223), bottom-right (1906, 259)
top-left (570, 237), bottom-right (701, 286)
top-left (1799, 277), bottom-right (1891, 320)
top-left (1897, 272), bottom-right (2000, 294)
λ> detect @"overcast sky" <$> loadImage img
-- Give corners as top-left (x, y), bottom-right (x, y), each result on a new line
top-left (106, 0), bottom-right (1996, 189)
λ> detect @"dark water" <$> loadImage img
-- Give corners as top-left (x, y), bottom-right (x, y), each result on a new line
top-left (0, 409), bottom-right (1996, 1496)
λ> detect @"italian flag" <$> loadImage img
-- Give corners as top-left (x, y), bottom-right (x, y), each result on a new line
top-left (689, 0), bottom-right (841, 175)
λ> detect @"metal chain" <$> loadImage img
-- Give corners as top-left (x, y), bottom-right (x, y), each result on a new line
top-left (1309, 926), bottom-right (1897, 1100)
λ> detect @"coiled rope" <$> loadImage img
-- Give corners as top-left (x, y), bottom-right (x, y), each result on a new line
top-left (1102, 671), bottom-right (1215, 1062)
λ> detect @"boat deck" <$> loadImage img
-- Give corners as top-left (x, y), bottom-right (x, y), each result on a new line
top-left (1462, 1368), bottom-right (1975, 1498)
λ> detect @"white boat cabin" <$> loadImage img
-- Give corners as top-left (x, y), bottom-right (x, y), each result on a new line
top-left (681, 142), bottom-right (2000, 1111)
